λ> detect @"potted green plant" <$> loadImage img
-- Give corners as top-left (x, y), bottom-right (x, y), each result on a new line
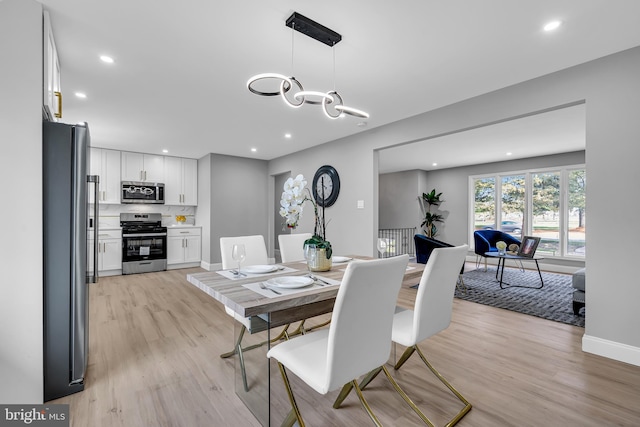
top-left (420, 189), bottom-right (444, 238)
top-left (279, 174), bottom-right (332, 270)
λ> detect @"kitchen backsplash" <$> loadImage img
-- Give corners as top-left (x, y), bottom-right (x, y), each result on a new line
top-left (96, 204), bottom-right (196, 228)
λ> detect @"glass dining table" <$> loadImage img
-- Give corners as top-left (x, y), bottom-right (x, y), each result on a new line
top-left (186, 256), bottom-right (423, 426)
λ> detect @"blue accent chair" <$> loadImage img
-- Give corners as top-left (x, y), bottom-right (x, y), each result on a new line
top-left (414, 234), bottom-right (467, 292)
top-left (473, 230), bottom-right (521, 270)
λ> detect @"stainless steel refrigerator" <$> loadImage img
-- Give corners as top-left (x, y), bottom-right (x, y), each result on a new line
top-left (43, 121), bottom-right (99, 401)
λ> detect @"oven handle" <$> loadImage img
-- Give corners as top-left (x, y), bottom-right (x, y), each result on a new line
top-left (122, 232), bottom-right (167, 237)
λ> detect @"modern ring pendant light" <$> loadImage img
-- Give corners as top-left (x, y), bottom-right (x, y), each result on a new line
top-left (246, 73), bottom-right (292, 96)
top-left (246, 12), bottom-right (369, 120)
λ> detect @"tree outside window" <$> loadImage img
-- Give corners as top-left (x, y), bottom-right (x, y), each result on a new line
top-left (471, 167), bottom-right (585, 258)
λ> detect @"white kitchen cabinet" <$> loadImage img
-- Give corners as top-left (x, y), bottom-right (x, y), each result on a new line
top-left (90, 147), bottom-right (121, 204)
top-left (43, 11), bottom-right (62, 121)
top-left (89, 229), bottom-right (122, 276)
top-left (164, 157), bottom-right (198, 205)
top-left (167, 227), bottom-right (201, 267)
top-left (121, 152), bottom-right (164, 182)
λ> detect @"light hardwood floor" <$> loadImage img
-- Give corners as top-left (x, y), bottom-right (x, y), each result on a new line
top-left (51, 266), bottom-right (640, 426)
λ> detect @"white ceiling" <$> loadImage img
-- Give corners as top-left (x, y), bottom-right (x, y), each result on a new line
top-left (38, 1), bottom-right (640, 167)
top-left (379, 103), bottom-right (586, 173)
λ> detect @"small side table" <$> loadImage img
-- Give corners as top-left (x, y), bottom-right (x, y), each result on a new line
top-left (484, 252), bottom-right (545, 289)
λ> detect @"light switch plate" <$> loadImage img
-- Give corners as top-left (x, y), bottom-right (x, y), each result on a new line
top-left (357, 200), bottom-right (365, 209)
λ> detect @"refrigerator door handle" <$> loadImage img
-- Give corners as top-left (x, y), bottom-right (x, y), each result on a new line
top-left (88, 175), bottom-right (100, 284)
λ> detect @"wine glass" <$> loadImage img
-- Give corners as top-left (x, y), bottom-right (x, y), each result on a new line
top-left (231, 244), bottom-right (246, 275)
top-left (304, 243), bottom-right (317, 275)
top-left (377, 238), bottom-right (387, 258)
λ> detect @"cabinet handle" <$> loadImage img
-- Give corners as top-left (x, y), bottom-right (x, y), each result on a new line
top-left (185, 239), bottom-right (188, 248)
top-left (144, 170), bottom-right (147, 181)
top-left (54, 91), bottom-right (62, 118)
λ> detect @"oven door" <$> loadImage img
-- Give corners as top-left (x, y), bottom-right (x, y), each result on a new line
top-left (122, 232), bottom-right (167, 262)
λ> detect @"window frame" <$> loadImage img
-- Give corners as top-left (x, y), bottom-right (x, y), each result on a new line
top-left (469, 164), bottom-right (585, 259)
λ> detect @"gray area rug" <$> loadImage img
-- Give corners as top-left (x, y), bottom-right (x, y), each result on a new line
top-left (454, 267), bottom-right (585, 328)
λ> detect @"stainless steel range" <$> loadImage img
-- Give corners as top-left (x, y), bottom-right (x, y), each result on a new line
top-left (120, 213), bottom-right (167, 274)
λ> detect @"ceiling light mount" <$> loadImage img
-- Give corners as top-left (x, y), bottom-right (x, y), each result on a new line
top-left (285, 12), bottom-right (342, 47)
top-left (246, 11), bottom-right (369, 120)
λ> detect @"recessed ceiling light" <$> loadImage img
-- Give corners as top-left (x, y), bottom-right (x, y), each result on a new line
top-left (100, 55), bottom-right (114, 63)
top-left (506, 152), bottom-right (513, 156)
top-left (74, 92), bottom-right (87, 98)
top-left (543, 20), bottom-right (562, 32)
top-left (284, 133), bottom-right (292, 139)
top-left (251, 148), bottom-right (257, 152)
top-left (432, 163), bottom-right (438, 167)
top-left (162, 149), bottom-right (168, 153)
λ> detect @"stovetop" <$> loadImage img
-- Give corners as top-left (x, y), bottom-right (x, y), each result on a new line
top-left (121, 223), bottom-right (167, 233)
top-left (120, 212), bottom-right (166, 233)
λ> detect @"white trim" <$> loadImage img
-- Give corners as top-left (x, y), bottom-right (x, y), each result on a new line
top-left (200, 260), bottom-right (219, 271)
top-left (582, 334), bottom-right (640, 367)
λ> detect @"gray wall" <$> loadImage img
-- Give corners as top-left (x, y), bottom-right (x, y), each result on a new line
top-left (200, 154), bottom-right (269, 265)
top-left (269, 46), bottom-right (640, 365)
top-left (379, 170), bottom-right (424, 231)
top-left (0, 0), bottom-right (44, 403)
top-left (413, 150), bottom-right (586, 246)
top-left (269, 139), bottom-right (379, 258)
top-left (197, 154), bottom-right (212, 264)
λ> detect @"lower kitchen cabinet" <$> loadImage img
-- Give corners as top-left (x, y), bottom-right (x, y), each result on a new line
top-left (167, 227), bottom-right (201, 268)
top-left (89, 229), bottom-right (122, 276)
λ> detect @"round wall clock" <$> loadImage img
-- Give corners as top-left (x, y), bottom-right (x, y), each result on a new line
top-left (312, 165), bottom-right (340, 207)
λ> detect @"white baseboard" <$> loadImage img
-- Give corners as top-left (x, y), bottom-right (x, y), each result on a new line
top-left (200, 260), bottom-right (220, 271)
top-left (582, 334), bottom-right (640, 367)
top-left (168, 262), bottom-right (200, 270)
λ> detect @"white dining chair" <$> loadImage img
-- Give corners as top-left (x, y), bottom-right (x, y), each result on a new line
top-left (219, 235), bottom-right (270, 392)
top-left (267, 254), bottom-right (409, 427)
top-left (358, 245), bottom-right (472, 427)
top-left (277, 232), bottom-right (333, 334)
top-left (220, 235), bottom-right (269, 270)
top-left (278, 233), bottom-right (312, 263)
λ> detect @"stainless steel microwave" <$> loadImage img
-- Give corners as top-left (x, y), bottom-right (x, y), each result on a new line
top-left (121, 181), bottom-right (165, 204)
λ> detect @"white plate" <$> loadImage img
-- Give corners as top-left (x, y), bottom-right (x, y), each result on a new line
top-left (243, 265), bottom-right (278, 274)
top-left (332, 256), bottom-right (352, 263)
top-left (266, 276), bottom-right (314, 289)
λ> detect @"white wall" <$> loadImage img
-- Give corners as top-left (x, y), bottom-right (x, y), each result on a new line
top-left (269, 46), bottom-right (640, 365)
top-left (0, 0), bottom-right (44, 403)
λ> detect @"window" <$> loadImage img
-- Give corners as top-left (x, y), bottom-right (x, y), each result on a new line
top-left (471, 166), bottom-right (585, 258)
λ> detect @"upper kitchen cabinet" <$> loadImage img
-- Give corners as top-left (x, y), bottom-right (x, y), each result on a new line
top-left (90, 147), bottom-right (121, 204)
top-left (43, 11), bottom-right (61, 121)
top-left (121, 152), bottom-right (164, 182)
top-left (164, 157), bottom-right (198, 206)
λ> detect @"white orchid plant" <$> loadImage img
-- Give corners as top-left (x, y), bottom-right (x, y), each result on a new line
top-left (279, 174), bottom-right (332, 258)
